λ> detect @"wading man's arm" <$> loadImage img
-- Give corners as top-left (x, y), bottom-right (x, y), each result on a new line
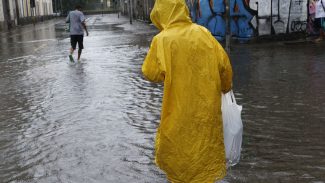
top-left (82, 22), bottom-right (89, 36)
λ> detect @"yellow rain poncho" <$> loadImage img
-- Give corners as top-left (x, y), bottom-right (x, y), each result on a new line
top-left (142, 0), bottom-right (233, 182)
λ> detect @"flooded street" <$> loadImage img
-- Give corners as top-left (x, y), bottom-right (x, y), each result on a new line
top-left (0, 14), bottom-right (324, 183)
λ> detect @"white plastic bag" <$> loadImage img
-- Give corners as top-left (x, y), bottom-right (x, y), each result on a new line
top-left (221, 90), bottom-right (243, 167)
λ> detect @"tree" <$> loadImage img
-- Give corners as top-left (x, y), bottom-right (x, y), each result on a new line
top-left (62, 0), bottom-right (87, 15)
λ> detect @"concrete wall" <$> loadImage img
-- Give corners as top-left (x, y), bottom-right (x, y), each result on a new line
top-left (34, 0), bottom-right (53, 16)
top-left (9, 1), bottom-right (14, 18)
top-left (0, 0), bottom-right (14, 30)
top-left (249, 0), bottom-right (308, 35)
top-left (9, 0), bottom-right (17, 24)
top-left (9, 0), bottom-right (54, 18)
top-left (0, 0), bottom-right (54, 30)
top-left (19, 0), bottom-right (31, 17)
top-left (0, 0), bottom-right (3, 30)
top-left (108, 0), bottom-right (315, 41)
top-left (0, 1), bottom-right (4, 21)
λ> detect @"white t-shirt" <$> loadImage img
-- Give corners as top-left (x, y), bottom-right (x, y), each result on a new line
top-left (315, 0), bottom-right (325, 18)
top-left (66, 10), bottom-right (86, 35)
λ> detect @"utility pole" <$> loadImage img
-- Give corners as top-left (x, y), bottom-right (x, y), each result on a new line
top-left (60, 0), bottom-right (63, 15)
top-left (117, 0), bottom-right (120, 18)
top-left (53, 0), bottom-right (56, 15)
top-left (225, 0), bottom-right (231, 53)
top-left (26, 0), bottom-right (29, 16)
top-left (30, 0), bottom-right (36, 25)
top-left (15, 0), bottom-right (20, 25)
top-left (101, 0), bottom-right (104, 16)
top-left (146, 0), bottom-right (149, 20)
top-left (129, 0), bottom-right (133, 24)
top-left (2, 0), bottom-right (11, 30)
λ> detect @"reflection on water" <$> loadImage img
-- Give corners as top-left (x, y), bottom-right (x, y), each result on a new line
top-left (227, 43), bottom-right (325, 182)
top-left (0, 15), bottom-right (325, 183)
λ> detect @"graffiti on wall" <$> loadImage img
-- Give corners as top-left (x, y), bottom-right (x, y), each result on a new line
top-left (188, 0), bottom-right (309, 40)
top-left (230, 0), bottom-right (255, 39)
top-left (251, 0), bottom-right (308, 35)
top-left (188, 0), bottom-right (226, 40)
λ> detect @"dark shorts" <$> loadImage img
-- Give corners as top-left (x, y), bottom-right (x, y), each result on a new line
top-left (315, 18), bottom-right (325, 30)
top-left (70, 35), bottom-right (84, 50)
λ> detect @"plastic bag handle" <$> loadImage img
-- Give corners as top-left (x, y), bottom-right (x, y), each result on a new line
top-left (229, 90), bottom-right (237, 105)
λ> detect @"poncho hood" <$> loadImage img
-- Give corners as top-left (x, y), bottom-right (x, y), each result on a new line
top-left (150, 0), bottom-right (192, 30)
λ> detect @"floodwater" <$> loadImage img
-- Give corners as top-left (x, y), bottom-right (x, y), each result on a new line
top-left (0, 14), bottom-right (324, 183)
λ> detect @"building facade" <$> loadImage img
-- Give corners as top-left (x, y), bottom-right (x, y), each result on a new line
top-left (122, 0), bottom-right (317, 40)
top-left (0, 0), bottom-right (16, 30)
top-left (0, 0), bottom-right (53, 31)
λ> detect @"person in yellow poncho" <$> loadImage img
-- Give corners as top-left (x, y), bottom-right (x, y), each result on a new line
top-left (142, 0), bottom-right (233, 182)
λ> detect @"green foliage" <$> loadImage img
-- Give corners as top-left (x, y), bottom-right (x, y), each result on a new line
top-left (60, 0), bottom-right (113, 15)
top-left (62, 0), bottom-right (88, 14)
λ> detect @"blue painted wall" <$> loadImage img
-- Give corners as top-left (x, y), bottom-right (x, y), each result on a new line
top-left (188, 0), bottom-right (255, 41)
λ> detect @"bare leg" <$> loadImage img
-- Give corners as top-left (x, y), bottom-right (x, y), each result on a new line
top-left (78, 49), bottom-right (82, 61)
top-left (69, 48), bottom-right (75, 62)
top-left (315, 17), bottom-right (325, 42)
top-left (321, 29), bottom-right (325, 39)
top-left (70, 47), bottom-right (75, 55)
top-left (314, 29), bottom-right (324, 42)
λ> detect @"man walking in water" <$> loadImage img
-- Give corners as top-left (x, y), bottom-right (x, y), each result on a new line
top-left (66, 5), bottom-right (89, 62)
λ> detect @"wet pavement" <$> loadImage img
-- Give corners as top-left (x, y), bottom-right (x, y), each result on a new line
top-left (0, 14), bottom-right (324, 183)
